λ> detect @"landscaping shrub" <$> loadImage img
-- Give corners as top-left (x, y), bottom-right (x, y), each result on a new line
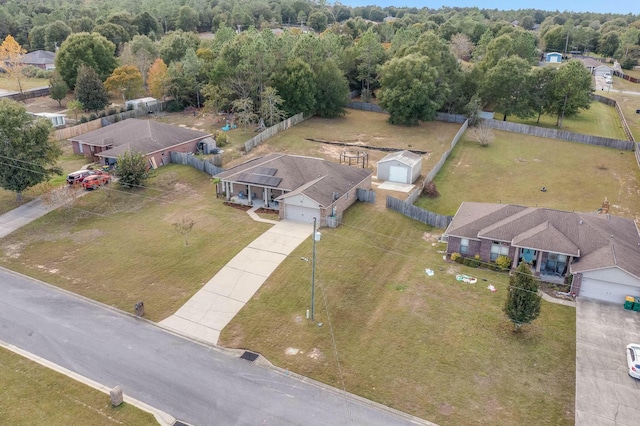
top-left (215, 131), bottom-right (228, 147)
top-left (113, 114), bottom-right (121, 122)
top-left (462, 257), bottom-right (474, 267)
top-left (451, 252), bottom-right (462, 263)
top-left (79, 116), bottom-right (88, 123)
top-left (422, 180), bottom-right (440, 198)
top-left (89, 113), bottom-right (98, 121)
top-left (126, 103), bottom-right (134, 111)
top-left (466, 254), bottom-right (481, 268)
top-left (99, 111), bottom-right (106, 118)
top-left (108, 108), bottom-right (117, 116)
top-left (496, 255), bottom-right (511, 270)
top-left (165, 100), bottom-right (183, 112)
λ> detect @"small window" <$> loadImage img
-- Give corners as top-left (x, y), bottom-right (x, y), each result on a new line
top-left (460, 238), bottom-right (469, 254)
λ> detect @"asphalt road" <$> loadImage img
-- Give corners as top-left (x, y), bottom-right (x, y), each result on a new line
top-left (0, 268), bottom-right (430, 426)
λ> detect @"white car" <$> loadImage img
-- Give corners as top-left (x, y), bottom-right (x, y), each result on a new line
top-left (605, 77), bottom-right (613, 84)
top-left (626, 344), bottom-right (640, 379)
top-left (603, 72), bottom-right (612, 79)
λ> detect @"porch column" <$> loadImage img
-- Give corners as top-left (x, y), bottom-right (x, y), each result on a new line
top-left (248, 185), bottom-right (252, 204)
top-left (535, 251), bottom-right (543, 274)
top-left (225, 182), bottom-right (231, 201)
top-left (511, 249), bottom-right (519, 270)
top-left (566, 256), bottom-right (573, 276)
top-left (263, 188), bottom-right (268, 207)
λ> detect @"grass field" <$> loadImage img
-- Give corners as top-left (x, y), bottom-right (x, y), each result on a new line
top-left (0, 165), bottom-right (272, 321)
top-left (219, 203), bottom-right (576, 425)
top-left (415, 130), bottom-right (640, 220)
top-left (0, 75), bottom-right (49, 92)
top-left (506, 100), bottom-right (628, 139)
top-left (0, 347), bottom-right (155, 425)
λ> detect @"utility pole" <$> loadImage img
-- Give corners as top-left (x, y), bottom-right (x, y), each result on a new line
top-left (310, 217), bottom-right (317, 321)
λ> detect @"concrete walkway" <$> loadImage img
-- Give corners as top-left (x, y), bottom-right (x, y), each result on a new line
top-left (160, 217), bottom-right (313, 344)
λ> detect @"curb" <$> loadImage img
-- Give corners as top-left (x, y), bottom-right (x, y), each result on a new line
top-left (0, 338), bottom-right (176, 426)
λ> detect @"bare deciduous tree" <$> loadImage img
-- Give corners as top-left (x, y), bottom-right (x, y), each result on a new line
top-left (468, 125), bottom-right (495, 147)
top-left (449, 33), bottom-right (474, 60)
top-left (173, 217), bottom-right (195, 246)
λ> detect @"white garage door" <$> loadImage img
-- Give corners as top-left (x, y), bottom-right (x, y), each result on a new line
top-left (284, 205), bottom-right (319, 224)
top-left (580, 277), bottom-right (640, 303)
top-left (388, 165), bottom-right (408, 183)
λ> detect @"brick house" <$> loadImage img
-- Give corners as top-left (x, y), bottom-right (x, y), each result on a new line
top-left (444, 201), bottom-right (640, 303)
top-left (70, 119), bottom-right (212, 168)
top-left (215, 153), bottom-right (373, 226)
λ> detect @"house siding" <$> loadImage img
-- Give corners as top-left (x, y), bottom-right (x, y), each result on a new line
top-left (146, 139), bottom-right (201, 168)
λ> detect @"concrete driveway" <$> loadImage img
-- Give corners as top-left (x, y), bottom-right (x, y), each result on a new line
top-left (160, 220), bottom-right (313, 344)
top-left (576, 298), bottom-right (640, 425)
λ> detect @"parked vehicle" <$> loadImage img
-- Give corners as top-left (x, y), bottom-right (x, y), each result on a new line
top-left (82, 174), bottom-right (111, 190)
top-left (66, 169), bottom-right (95, 185)
top-left (603, 72), bottom-right (611, 79)
top-left (626, 343), bottom-right (640, 379)
top-left (605, 77), bottom-right (613, 84)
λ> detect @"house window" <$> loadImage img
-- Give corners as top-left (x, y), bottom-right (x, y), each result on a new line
top-left (460, 238), bottom-right (469, 254)
top-left (490, 241), bottom-right (509, 261)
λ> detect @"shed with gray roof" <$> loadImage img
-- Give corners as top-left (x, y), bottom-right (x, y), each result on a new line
top-left (376, 150), bottom-right (422, 184)
top-left (444, 201), bottom-right (640, 303)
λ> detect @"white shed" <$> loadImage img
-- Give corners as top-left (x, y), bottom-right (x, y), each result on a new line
top-left (125, 97), bottom-right (158, 111)
top-left (31, 112), bottom-right (66, 127)
top-left (376, 150), bottom-right (422, 184)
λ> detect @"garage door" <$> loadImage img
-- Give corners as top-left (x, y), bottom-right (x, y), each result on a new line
top-left (388, 165), bottom-right (408, 183)
top-left (284, 205), bottom-right (319, 224)
top-left (580, 277), bottom-right (640, 303)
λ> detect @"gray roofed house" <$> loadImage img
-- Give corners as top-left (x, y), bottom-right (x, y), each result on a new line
top-left (70, 119), bottom-right (212, 168)
top-left (17, 50), bottom-right (56, 69)
top-left (215, 153), bottom-right (373, 226)
top-left (444, 201), bottom-right (640, 303)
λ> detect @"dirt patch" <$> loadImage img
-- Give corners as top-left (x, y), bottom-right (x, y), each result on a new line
top-left (307, 347), bottom-right (324, 361)
top-left (69, 229), bottom-right (104, 243)
top-left (2, 242), bottom-right (25, 259)
top-left (439, 402), bottom-right (453, 416)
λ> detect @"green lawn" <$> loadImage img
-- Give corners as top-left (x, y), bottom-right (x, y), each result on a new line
top-left (0, 348), bottom-right (156, 426)
top-left (220, 203), bottom-right (576, 425)
top-left (0, 165), bottom-right (272, 321)
top-left (416, 130), bottom-right (640, 220)
top-left (505, 100), bottom-right (627, 140)
top-left (0, 75), bottom-right (49, 91)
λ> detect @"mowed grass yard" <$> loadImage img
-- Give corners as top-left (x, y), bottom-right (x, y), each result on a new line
top-left (507, 100), bottom-right (628, 140)
top-left (416, 129), bottom-right (640, 220)
top-left (219, 203), bottom-right (576, 425)
top-left (0, 348), bottom-right (155, 426)
top-left (0, 165), bottom-right (272, 322)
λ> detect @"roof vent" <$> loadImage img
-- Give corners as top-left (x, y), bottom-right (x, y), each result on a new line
top-left (579, 220), bottom-right (583, 224)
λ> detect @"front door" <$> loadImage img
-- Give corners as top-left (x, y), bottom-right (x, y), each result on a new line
top-left (521, 248), bottom-right (536, 263)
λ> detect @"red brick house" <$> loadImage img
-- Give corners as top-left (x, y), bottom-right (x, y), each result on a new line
top-left (444, 201), bottom-right (640, 303)
top-left (70, 119), bottom-right (212, 168)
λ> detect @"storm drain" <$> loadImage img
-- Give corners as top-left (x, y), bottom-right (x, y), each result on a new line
top-left (240, 351), bottom-right (259, 362)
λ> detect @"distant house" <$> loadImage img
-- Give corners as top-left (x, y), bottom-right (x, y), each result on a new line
top-left (444, 201), bottom-right (640, 303)
top-left (31, 112), bottom-right (65, 127)
top-left (215, 153), bottom-right (373, 225)
top-left (70, 118), bottom-right (212, 168)
top-left (17, 50), bottom-right (56, 70)
top-left (376, 150), bottom-right (422, 184)
top-left (546, 52), bottom-right (562, 63)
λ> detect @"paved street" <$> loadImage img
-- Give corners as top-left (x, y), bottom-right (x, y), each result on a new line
top-left (0, 268), bottom-right (431, 426)
top-left (576, 298), bottom-right (640, 425)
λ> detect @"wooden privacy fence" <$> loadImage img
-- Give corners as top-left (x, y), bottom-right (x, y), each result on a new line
top-left (356, 188), bottom-right (376, 203)
top-left (53, 119), bottom-right (103, 140)
top-left (0, 86), bottom-right (49, 101)
top-left (593, 94), bottom-right (635, 142)
top-left (386, 196), bottom-right (453, 228)
top-left (244, 113), bottom-right (306, 153)
top-left (479, 118), bottom-right (635, 150)
top-left (636, 143), bottom-right (640, 171)
top-left (614, 70), bottom-right (640, 83)
top-left (170, 152), bottom-right (224, 176)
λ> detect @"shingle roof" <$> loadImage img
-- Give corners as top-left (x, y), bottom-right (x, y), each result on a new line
top-left (377, 150), bottom-right (422, 167)
top-left (71, 119), bottom-right (210, 157)
top-left (445, 202), bottom-right (640, 279)
top-left (19, 50), bottom-right (55, 65)
top-left (216, 153), bottom-right (372, 207)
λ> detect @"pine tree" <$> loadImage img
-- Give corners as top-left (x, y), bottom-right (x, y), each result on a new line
top-left (74, 65), bottom-right (109, 112)
top-left (504, 262), bottom-right (541, 332)
top-left (49, 71), bottom-right (69, 107)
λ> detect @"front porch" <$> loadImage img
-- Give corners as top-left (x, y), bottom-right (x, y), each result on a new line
top-left (227, 196), bottom-right (280, 212)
